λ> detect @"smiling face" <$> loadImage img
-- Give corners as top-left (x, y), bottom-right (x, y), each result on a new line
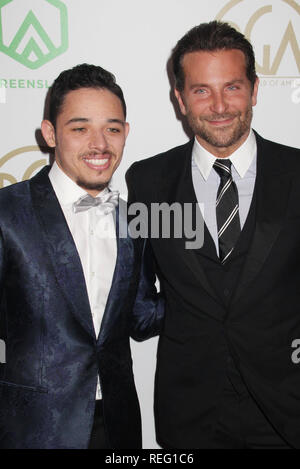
top-left (41, 87), bottom-right (129, 196)
top-left (175, 49), bottom-right (259, 157)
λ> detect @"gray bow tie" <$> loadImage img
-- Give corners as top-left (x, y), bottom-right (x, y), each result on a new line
top-left (73, 190), bottom-right (119, 215)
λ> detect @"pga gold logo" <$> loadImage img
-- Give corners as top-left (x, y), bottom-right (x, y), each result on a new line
top-left (0, 146), bottom-right (48, 188)
top-left (216, 0), bottom-right (300, 77)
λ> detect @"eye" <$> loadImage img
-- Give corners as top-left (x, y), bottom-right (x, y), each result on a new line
top-left (194, 88), bottom-right (206, 95)
top-left (227, 85), bottom-right (239, 91)
top-left (72, 127), bottom-right (86, 132)
top-left (107, 127), bottom-right (121, 133)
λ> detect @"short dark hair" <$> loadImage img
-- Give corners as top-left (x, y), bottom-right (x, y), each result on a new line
top-left (171, 20), bottom-right (257, 91)
top-left (49, 63), bottom-right (127, 127)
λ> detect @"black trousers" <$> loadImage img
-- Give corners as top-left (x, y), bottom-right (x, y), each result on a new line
top-left (88, 400), bottom-right (110, 449)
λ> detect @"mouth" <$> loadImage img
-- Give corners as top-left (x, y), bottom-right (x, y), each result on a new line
top-left (82, 153), bottom-right (112, 170)
top-left (205, 115), bottom-right (237, 127)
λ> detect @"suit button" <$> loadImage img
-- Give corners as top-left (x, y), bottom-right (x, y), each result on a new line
top-left (224, 288), bottom-right (230, 297)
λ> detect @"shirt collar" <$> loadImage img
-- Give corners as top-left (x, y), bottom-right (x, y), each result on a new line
top-left (192, 129), bottom-right (257, 180)
top-left (48, 161), bottom-right (109, 206)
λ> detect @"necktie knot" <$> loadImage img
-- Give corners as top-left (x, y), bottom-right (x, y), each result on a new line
top-left (213, 159), bottom-right (232, 180)
top-left (73, 190), bottom-right (119, 215)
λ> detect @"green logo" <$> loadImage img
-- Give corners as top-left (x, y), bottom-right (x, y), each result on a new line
top-left (0, 0), bottom-right (68, 69)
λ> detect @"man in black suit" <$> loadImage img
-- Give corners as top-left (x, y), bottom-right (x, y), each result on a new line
top-left (0, 64), bottom-right (163, 449)
top-left (126, 21), bottom-right (300, 448)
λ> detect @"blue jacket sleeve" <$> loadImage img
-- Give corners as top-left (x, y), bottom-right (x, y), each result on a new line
top-left (130, 239), bottom-right (164, 342)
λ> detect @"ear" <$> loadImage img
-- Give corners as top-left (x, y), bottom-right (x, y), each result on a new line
top-left (174, 88), bottom-right (187, 116)
top-left (251, 77), bottom-right (259, 107)
top-left (41, 120), bottom-right (56, 148)
top-left (124, 122), bottom-right (130, 140)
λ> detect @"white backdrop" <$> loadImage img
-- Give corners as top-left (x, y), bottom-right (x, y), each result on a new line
top-left (0, 0), bottom-right (299, 448)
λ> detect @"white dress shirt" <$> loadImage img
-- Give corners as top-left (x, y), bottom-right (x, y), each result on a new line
top-left (192, 129), bottom-right (257, 255)
top-left (49, 162), bottom-right (117, 399)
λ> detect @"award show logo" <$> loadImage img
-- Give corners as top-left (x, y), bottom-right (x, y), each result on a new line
top-left (0, 146), bottom-right (48, 188)
top-left (0, 0), bottom-right (68, 69)
top-left (216, 0), bottom-right (300, 79)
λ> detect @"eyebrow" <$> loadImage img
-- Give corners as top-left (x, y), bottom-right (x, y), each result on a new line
top-left (107, 118), bottom-right (126, 126)
top-left (190, 79), bottom-right (245, 89)
top-left (224, 79), bottom-right (245, 86)
top-left (65, 117), bottom-right (125, 126)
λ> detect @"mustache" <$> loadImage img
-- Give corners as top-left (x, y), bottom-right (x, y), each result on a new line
top-left (80, 150), bottom-right (115, 158)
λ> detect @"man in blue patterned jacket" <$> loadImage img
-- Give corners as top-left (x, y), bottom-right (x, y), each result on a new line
top-left (0, 63), bottom-right (163, 449)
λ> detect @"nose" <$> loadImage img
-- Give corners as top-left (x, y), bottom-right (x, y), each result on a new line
top-left (88, 130), bottom-right (108, 151)
top-left (210, 90), bottom-right (228, 115)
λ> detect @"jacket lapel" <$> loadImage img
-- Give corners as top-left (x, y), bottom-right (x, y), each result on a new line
top-left (30, 166), bottom-right (95, 339)
top-left (232, 133), bottom-right (293, 304)
top-left (98, 199), bottom-right (135, 345)
top-left (159, 140), bottom-right (220, 303)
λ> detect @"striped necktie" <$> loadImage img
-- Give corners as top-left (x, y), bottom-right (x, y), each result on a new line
top-left (213, 159), bottom-right (241, 264)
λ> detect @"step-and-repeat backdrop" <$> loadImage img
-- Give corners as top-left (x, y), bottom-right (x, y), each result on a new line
top-left (0, 0), bottom-right (299, 448)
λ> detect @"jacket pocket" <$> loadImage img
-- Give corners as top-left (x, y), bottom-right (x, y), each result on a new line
top-left (0, 380), bottom-right (48, 393)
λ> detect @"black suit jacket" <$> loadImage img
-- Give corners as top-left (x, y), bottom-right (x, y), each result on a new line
top-left (126, 131), bottom-right (300, 448)
top-left (0, 166), bottom-right (164, 449)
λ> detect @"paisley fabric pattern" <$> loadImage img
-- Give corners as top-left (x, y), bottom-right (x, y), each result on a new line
top-left (0, 166), bottom-right (164, 449)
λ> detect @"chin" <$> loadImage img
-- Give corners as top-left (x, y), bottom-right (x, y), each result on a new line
top-left (76, 178), bottom-right (110, 192)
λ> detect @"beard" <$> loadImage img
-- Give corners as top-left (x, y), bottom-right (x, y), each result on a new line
top-left (76, 178), bottom-right (110, 193)
top-left (186, 104), bottom-right (253, 149)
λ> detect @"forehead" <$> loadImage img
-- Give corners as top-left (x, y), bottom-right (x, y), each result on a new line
top-left (182, 49), bottom-right (248, 83)
top-left (58, 87), bottom-right (124, 121)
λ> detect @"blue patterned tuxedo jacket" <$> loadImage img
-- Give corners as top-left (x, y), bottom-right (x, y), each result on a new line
top-left (0, 165), bottom-right (163, 449)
